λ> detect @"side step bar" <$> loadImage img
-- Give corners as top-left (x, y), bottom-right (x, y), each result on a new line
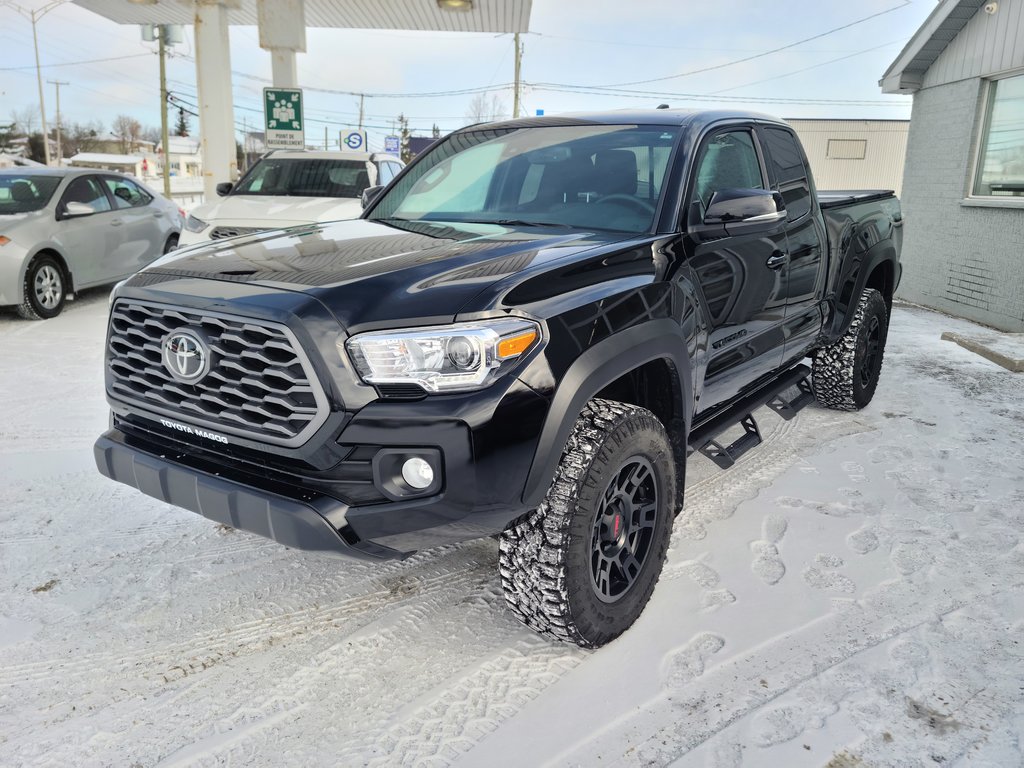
top-left (688, 364), bottom-right (812, 469)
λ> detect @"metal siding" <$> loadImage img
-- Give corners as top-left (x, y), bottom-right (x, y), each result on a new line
top-left (787, 120), bottom-right (910, 197)
top-left (923, 0), bottom-right (1024, 88)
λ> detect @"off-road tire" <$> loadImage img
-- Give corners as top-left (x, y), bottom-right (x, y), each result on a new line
top-left (811, 288), bottom-right (888, 411)
top-left (498, 399), bottom-right (676, 648)
top-left (18, 254), bottom-right (66, 320)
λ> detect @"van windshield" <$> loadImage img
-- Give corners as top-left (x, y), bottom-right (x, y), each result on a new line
top-left (367, 124), bottom-right (679, 234)
top-left (0, 175), bottom-right (62, 214)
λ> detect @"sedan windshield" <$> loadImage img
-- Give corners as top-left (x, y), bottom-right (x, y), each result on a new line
top-left (368, 124), bottom-right (680, 234)
top-left (233, 158), bottom-right (371, 198)
top-left (0, 175), bottom-right (62, 214)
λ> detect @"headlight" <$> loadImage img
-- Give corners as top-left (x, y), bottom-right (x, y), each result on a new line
top-left (184, 215), bottom-right (208, 233)
top-left (344, 318), bottom-right (540, 394)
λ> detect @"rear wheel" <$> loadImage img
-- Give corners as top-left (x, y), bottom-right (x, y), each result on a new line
top-left (811, 288), bottom-right (888, 410)
top-left (163, 233), bottom-right (180, 254)
top-left (499, 399), bottom-right (676, 648)
top-left (18, 255), bottom-right (66, 320)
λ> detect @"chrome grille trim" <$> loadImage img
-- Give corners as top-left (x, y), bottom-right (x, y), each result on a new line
top-left (107, 299), bottom-right (330, 447)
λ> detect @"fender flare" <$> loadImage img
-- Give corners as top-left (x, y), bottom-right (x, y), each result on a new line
top-left (828, 242), bottom-right (898, 342)
top-left (521, 318), bottom-right (693, 508)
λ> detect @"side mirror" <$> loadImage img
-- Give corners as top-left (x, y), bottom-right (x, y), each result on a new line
top-left (215, 182), bottom-right (234, 197)
top-left (63, 201), bottom-right (95, 218)
top-left (361, 185), bottom-right (385, 209)
top-left (704, 188), bottom-right (786, 228)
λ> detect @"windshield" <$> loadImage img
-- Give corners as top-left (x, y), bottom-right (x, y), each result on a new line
top-left (233, 158), bottom-right (372, 198)
top-left (368, 124), bottom-right (679, 233)
top-left (0, 175), bottom-right (62, 214)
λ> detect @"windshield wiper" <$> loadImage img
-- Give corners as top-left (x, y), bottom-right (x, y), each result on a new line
top-left (485, 219), bottom-right (572, 228)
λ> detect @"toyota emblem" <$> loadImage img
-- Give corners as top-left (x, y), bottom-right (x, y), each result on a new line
top-left (162, 329), bottom-right (211, 383)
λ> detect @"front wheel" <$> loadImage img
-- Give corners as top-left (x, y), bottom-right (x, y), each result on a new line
top-left (811, 288), bottom-right (889, 411)
top-left (18, 255), bottom-right (66, 320)
top-left (499, 399), bottom-right (676, 648)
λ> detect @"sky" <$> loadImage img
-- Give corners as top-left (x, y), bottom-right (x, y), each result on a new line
top-left (0, 0), bottom-right (936, 154)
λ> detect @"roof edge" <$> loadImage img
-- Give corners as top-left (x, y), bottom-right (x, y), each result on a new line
top-left (879, 0), bottom-right (978, 94)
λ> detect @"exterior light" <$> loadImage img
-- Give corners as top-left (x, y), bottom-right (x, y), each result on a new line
top-left (402, 457), bottom-right (435, 490)
top-left (437, 0), bottom-right (473, 11)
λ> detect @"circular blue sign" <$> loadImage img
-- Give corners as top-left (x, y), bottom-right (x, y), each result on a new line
top-left (344, 132), bottom-right (364, 150)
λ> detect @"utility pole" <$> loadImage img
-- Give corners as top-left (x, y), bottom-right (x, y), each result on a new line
top-left (513, 32), bottom-right (522, 119)
top-left (48, 79), bottom-right (68, 165)
top-left (9, 1), bottom-right (66, 166)
top-left (324, 125), bottom-right (328, 150)
top-left (158, 27), bottom-right (171, 197)
top-left (358, 94), bottom-right (365, 131)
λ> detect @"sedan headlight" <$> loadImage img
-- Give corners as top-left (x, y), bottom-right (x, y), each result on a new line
top-left (344, 318), bottom-right (540, 394)
top-left (184, 214), bottom-right (209, 233)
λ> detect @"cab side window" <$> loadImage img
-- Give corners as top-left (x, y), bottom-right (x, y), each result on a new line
top-left (760, 127), bottom-right (812, 222)
top-left (692, 130), bottom-right (765, 214)
top-left (104, 177), bottom-right (153, 209)
top-left (61, 176), bottom-right (112, 214)
top-left (377, 162), bottom-right (394, 185)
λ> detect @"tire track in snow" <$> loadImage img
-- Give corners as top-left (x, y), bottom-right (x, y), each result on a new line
top-left (0, 556), bottom-right (490, 690)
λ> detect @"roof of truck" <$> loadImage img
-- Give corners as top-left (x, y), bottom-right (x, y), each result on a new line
top-left (463, 108), bottom-right (787, 132)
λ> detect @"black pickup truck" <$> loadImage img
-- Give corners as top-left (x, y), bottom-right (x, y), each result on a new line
top-left (95, 110), bottom-right (902, 647)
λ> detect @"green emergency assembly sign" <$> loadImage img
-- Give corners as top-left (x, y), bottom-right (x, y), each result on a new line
top-left (264, 88), bottom-right (304, 149)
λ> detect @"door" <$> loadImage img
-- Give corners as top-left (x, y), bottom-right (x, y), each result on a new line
top-left (102, 176), bottom-right (167, 276)
top-left (758, 126), bottom-right (828, 364)
top-left (683, 127), bottom-right (789, 411)
top-left (54, 175), bottom-right (121, 288)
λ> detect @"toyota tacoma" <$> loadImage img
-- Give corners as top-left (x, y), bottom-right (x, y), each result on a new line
top-left (95, 110), bottom-right (902, 648)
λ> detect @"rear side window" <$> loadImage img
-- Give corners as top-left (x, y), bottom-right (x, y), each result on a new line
top-left (377, 162), bottom-right (394, 185)
top-left (104, 177), bottom-right (153, 209)
top-left (761, 127), bottom-right (812, 221)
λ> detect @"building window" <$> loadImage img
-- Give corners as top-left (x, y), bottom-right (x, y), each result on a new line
top-left (826, 139), bottom-right (867, 160)
top-left (973, 73), bottom-right (1024, 197)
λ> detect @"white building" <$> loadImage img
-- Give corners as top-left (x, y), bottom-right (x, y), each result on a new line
top-left (158, 135), bottom-right (203, 179)
top-left (787, 119), bottom-right (910, 196)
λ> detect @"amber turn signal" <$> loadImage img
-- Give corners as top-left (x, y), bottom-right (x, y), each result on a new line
top-left (497, 330), bottom-right (537, 359)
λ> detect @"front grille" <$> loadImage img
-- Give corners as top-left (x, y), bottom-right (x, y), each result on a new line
top-left (210, 226), bottom-right (267, 240)
top-left (107, 300), bottom-right (329, 446)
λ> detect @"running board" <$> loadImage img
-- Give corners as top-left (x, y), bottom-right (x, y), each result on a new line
top-left (767, 378), bottom-right (815, 421)
top-left (688, 364), bottom-right (811, 468)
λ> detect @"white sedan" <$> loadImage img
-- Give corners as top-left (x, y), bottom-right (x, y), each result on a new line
top-left (180, 150), bottom-right (404, 246)
top-left (0, 168), bottom-right (183, 320)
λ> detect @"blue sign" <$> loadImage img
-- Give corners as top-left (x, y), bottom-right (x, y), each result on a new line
top-left (384, 135), bottom-right (400, 154)
top-left (536, 109), bottom-right (545, 116)
top-left (343, 131), bottom-right (365, 150)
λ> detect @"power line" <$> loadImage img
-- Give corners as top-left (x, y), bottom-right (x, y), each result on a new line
top-left (0, 53), bottom-right (152, 71)
top-left (551, 1), bottom-right (914, 89)
top-left (710, 40), bottom-right (907, 94)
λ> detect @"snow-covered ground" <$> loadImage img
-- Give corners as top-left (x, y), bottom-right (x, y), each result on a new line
top-left (1, 292), bottom-right (1022, 767)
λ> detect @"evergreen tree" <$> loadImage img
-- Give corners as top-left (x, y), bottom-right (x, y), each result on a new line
top-left (175, 108), bottom-right (190, 137)
top-left (398, 113), bottom-right (412, 164)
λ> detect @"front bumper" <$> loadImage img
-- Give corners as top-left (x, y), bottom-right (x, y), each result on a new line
top-left (94, 432), bottom-right (403, 560)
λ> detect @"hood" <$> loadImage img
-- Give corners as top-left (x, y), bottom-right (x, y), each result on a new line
top-left (191, 194), bottom-right (363, 226)
top-left (142, 218), bottom-right (634, 331)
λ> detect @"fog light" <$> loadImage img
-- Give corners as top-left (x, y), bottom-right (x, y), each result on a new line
top-left (401, 457), bottom-right (434, 490)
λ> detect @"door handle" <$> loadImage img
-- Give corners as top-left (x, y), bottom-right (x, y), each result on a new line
top-left (110, 218), bottom-right (124, 227)
top-left (766, 252), bottom-right (788, 269)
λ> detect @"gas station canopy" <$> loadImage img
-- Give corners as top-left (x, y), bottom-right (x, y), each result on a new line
top-left (74, 0), bottom-right (531, 33)
top-left (71, 0), bottom-right (533, 200)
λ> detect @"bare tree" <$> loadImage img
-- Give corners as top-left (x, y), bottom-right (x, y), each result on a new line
top-left (64, 121), bottom-right (104, 156)
top-left (140, 125), bottom-right (161, 146)
top-left (112, 114), bottom-right (143, 154)
top-left (466, 93), bottom-right (506, 124)
top-left (10, 106), bottom-right (40, 136)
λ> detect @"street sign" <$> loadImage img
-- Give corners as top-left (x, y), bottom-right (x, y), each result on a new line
top-left (384, 135), bottom-right (400, 154)
top-left (264, 88), bottom-right (304, 150)
top-left (340, 129), bottom-right (368, 152)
